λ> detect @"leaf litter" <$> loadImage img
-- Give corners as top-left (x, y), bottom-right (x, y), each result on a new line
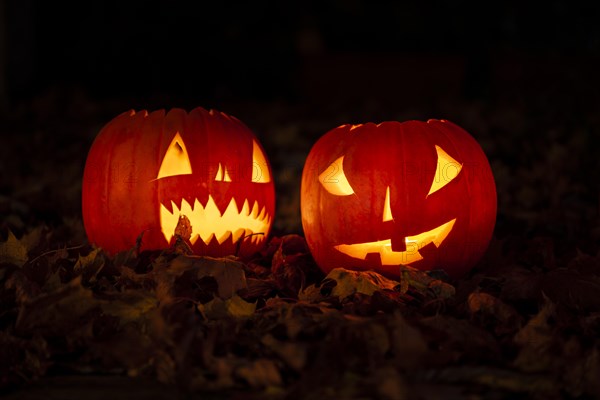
top-left (1, 224), bottom-right (599, 400)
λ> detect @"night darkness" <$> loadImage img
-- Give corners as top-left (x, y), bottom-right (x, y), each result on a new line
top-left (2, 1), bottom-right (600, 399)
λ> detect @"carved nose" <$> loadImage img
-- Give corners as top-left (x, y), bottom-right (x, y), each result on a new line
top-left (382, 186), bottom-right (393, 222)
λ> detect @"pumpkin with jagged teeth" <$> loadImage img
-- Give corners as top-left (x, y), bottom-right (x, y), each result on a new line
top-left (82, 107), bottom-right (275, 258)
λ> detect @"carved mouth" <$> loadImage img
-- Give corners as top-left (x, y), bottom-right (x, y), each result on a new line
top-left (160, 195), bottom-right (271, 246)
top-left (334, 219), bottom-right (456, 265)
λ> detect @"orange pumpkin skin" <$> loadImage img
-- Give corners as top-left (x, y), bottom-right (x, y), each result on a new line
top-left (300, 119), bottom-right (496, 278)
top-left (82, 107), bottom-right (275, 258)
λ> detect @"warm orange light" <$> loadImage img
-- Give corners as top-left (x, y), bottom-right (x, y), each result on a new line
top-left (427, 145), bottom-right (462, 196)
top-left (215, 163), bottom-right (232, 182)
top-left (160, 195), bottom-right (271, 246)
top-left (382, 186), bottom-right (393, 222)
top-left (157, 132), bottom-right (192, 179)
top-left (335, 218), bottom-right (456, 265)
top-left (318, 156), bottom-right (355, 196)
top-left (252, 140), bottom-right (271, 183)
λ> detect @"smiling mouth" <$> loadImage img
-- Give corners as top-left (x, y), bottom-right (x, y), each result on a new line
top-left (160, 195), bottom-right (271, 246)
top-left (334, 219), bottom-right (456, 265)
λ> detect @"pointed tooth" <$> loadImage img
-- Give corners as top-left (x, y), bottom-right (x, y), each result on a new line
top-left (185, 195), bottom-right (196, 210)
top-left (161, 200), bottom-right (174, 214)
top-left (216, 231), bottom-right (231, 244)
top-left (222, 197), bottom-right (238, 221)
top-left (201, 232), bottom-right (215, 246)
top-left (160, 203), bottom-right (178, 244)
top-left (189, 233), bottom-right (199, 245)
top-left (173, 197), bottom-right (184, 213)
top-left (232, 193), bottom-right (246, 213)
top-left (250, 201), bottom-right (259, 219)
top-left (180, 198), bottom-right (194, 216)
top-left (232, 228), bottom-right (245, 243)
top-left (258, 206), bottom-right (266, 221)
top-left (196, 193), bottom-right (209, 209)
top-left (241, 199), bottom-right (250, 216)
top-left (213, 194), bottom-right (231, 216)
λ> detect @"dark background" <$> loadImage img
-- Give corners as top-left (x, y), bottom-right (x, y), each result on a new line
top-left (1, 0), bottom-right (600, 247)
top-left (3, 1), bottom-right (600, 108)
top-left (2, 2), bottom-right (600, 398)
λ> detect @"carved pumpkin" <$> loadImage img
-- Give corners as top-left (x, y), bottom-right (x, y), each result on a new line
top-left (82, 107), bottom-right (275, 258)
top-left (300, 119), bottom-right (496, 278)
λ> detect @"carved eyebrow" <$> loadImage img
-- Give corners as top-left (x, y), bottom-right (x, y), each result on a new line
top-left (319, 156), bottom-right (355, 196)
top-left (427, 145), bottom-right (462, 196)
top-left (157, 132), bottom-right (192, 179)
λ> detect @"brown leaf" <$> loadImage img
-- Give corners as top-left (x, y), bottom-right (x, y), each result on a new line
top-left (100, 290), bottom-right (158, 327)
top-left (74, 248), bottom-right (104, 283)
top-left (512, 297), bottom-right (557, 373)
top-left (467, 291), bottom-right (523, 335)
top-left (388, 312), bottom-right (429, 368)
top-left (540, 268), bottom-right (600, 312)
top-left (271, 234), bottom-right (323, 296)
top-left (399, 265), bottom-right (455, 299)
top-left (0, 231), bottom-right (28, 267)
top-left (84, 324), bottom-right (155, 376)
top-left (198, 294), bottom-right (256, 320)
top-left (418, 314), bottom-right (502, 364)
top-left (261, 333), bottom-right (307, 371)
top-left (159, 255), bottom-right (247, 301)
top-left (15, 276), bottom-right (100, 336)
top-left (326, 268), bottom-right (400, 299)
top-left (235, 358), bottom-right (282, 388)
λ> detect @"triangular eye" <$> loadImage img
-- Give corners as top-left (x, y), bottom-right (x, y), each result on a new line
top-left (252, 140), bottom-right (271, 183)
top-left (319, 156), bottom-right (355, 196)
top-left (427, 145), bottom-right (462, 196)
top-left (157, 132), bottom-right (192, 179)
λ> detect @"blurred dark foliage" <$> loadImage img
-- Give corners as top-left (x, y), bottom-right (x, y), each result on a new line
top-left (1, 1), bottom-right (600, 399)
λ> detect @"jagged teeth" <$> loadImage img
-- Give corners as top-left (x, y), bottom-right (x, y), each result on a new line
top-left (160, 195), bottom-right (270, 246)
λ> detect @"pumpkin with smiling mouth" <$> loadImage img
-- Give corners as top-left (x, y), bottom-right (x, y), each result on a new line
top-left (82, 107), bottom-right (275, 258)
top-left (300, 119), bottom-right (497, 278)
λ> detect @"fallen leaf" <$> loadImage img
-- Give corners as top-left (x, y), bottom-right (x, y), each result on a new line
top-left (100, 290), bottom-right (158, 327)
top-left (199, 294), bottom-right (257, 319)
top-left (235, 358), bottom-right (282, 388)
top-left (0, 231), bottom-right (28, 267)
top-left (327, 268), bottom-right (400, 299)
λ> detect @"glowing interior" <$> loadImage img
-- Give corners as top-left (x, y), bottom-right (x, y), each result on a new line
top-left (335, 219), bottom-right (456, 265)
top-left (382, 186), bottom-right (393, 222)
top-left (318, 156), bottom-right (355, 196)
top-left (157, 132), bottom-right (192, 179)
top-left (428, 145), bottom-right (462, 196)
top-left (215, 163), bottom-right (232, 182)
top-left (252, 140), bottom-right (271, 183)
top-left (160, 195), bottom-right (271, 246)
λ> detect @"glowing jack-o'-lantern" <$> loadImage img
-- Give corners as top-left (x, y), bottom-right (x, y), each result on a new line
top-left (82, 107), bottom-right (275, 258)
top-left (300, 119), bottom-right (496, 278)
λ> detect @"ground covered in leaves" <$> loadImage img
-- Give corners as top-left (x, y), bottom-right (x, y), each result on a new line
top-left (1, 58), bottom-right (600, 399)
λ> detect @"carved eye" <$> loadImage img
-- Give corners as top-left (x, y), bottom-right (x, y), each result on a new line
top-left (319, 156), bottom-right (355, 196)
top-left (252, 140), bottom-right (271, 183)
top-left (427, 145), bottom-right (462, 196)
top-left (157, 132), bottom-right (192, 179)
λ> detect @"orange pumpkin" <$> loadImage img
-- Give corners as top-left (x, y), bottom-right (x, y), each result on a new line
top-left (300, 119), bottom-right (496, 278)
top-left (82, 107), bottom-right (275, 258)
